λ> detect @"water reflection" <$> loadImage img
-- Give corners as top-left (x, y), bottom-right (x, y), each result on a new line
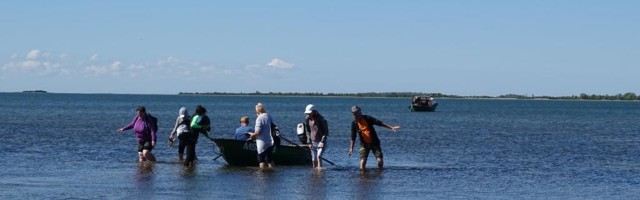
top-left (134, 162), bottom-right (156, 199)
top-left (136, 161), bottom-right (155, 177)
top-left (306, 170), bottom-right (328, 200)
top-left (246, 169), bottom-right (276, 199)
top-left (354, 170), bottom-right (383, 200)
top-left (180, 164), bottom-right (198, 178)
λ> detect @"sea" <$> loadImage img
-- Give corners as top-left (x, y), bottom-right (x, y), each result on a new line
top-left (1, 93), bottom-right (639, 199)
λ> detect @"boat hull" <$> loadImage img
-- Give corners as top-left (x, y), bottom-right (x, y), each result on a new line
top-left (212, 138), bottom-right (312, 166)
top-left (409, 103), bottom-right (438, 112)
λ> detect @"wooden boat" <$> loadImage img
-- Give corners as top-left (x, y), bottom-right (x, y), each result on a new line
top-left (409, 96), bottom-right (438, 112)
top-left (212, 138), bottom-right (312, 166)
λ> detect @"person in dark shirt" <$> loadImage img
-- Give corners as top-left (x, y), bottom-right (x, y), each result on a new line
top-left (348, 106), bottom-right (400, 170)
top-left (303, 104), bottom-right (329, 169)
top-left (184, 105), bottom-right (211, 167)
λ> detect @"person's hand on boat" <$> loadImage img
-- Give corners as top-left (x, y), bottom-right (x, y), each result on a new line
top-left (248, 132), bottom-right (257, 140)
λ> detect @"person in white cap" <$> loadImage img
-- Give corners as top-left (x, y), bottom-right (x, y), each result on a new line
top-left (303, 104), bottom-right (329, 169)
top-left (348, 105), bottom-right (400, 170)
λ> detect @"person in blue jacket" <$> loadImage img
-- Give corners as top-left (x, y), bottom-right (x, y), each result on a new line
top-left (235, 116), bottom-right (254, 140)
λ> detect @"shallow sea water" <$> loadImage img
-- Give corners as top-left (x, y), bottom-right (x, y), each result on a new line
top-left (1, 93), bottom-right (639, 199)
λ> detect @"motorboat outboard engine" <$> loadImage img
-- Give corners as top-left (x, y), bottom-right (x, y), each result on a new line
top-left (296, 123), bottom-right (308, 144)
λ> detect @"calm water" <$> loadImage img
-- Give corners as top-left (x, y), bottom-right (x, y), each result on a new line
top-left (1, 93), bottom-right (639, 199)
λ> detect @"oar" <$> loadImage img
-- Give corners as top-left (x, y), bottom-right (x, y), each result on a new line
top-left (279, 135), bottom-right (336, 166)
top-left (201, 131), bottom-right (223, 160)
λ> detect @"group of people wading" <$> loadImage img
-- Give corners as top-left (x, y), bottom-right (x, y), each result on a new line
top-left (117, 103), bottom-right (400, 170)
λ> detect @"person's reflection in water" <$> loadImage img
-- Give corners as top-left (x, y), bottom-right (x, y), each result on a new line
top-left (354, 170), bottom-right (383, 200)
top-left (134, 162), bottom-right (156, 198)
top-left (307, 170), bottom-right (328, 200)
top-left (248, 170), bottom-right (276, 199)
top-left (180, 164), bottom-right (198, 178)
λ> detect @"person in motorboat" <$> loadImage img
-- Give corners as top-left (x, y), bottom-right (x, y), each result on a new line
top-left (235, 115), bottom-right (254, 140)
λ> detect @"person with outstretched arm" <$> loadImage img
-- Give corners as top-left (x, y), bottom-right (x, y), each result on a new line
top-left (117, 106), bottom-right (157, 162)
top-left (347, 106), bottom-right (400, 170)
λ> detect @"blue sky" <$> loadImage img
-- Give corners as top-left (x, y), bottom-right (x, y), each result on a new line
top-left (1, 1), bottom-right (638, 96)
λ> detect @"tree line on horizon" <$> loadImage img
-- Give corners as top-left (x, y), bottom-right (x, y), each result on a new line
top-left (178, 91), bottom-right (639, 101)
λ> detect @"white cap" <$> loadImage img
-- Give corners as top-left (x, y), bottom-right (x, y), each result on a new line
top-left (304, 104), bottom-right (315, 114)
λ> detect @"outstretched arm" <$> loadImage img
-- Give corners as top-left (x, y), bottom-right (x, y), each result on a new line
top-left (382, 122), bottom-right (400, 132)
top-left (117, 116), bottom-right (137, 133)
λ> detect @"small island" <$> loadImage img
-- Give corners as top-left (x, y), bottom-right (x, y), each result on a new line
top-left (22, 90), bottom-right (48, 93)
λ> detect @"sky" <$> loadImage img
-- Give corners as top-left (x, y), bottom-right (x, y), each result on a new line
top-left (1, 1), bottom-right (638, 96)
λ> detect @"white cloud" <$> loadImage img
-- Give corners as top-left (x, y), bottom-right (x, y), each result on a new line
top-left (85, 61), bottom-right (122, 75)
top-left (3, 60), bottom-right (42, 71)
top-left (4, 50), bottom-right (291, 81)
top-left (267, 58), bottom-right (294, 69)
top-left (129, 64), bottom-right (147, 70)
top-left (157, 56), bottom-right (177, 65)
top-left (26, 50), bottom-right (40, 60)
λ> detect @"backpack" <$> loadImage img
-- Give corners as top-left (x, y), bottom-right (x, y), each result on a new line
top-left (146, 114), bottom-right (158, 135)
top-left (176, 116), bottom-right (190, 139)
top-left (271, 123), bottom-right (281, 146)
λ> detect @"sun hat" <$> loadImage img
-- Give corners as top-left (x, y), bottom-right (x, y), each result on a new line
top-left (351, 105), bottom-right (361, 113)
top-left (304, 104), bottom-right (315, 114)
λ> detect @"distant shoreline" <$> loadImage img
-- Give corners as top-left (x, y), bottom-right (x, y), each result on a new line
top-left (5, 91), bottom-right (637, 101)
top-left (178, 92), bottom-right (639, 101)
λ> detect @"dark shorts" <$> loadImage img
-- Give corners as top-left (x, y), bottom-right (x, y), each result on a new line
top-left (359, 143), bottom-right (383, 160)
top-left (137, 141), bottom-right (154, 152)
top-left (257, 146), bottom-right (274, 163)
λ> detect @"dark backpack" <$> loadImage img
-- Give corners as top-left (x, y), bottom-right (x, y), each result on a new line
top-left (271, 123), bottom-right (281, 146)
top-left (146, 114), bottom-right (158, 134)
